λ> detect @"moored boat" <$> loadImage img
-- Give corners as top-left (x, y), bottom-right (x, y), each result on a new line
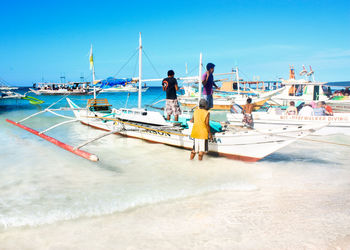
top-left (29, 82), bottom-right (99, 95)
top-left (97, 77), bottom-right (149, 93)
top-left (227, 106), bottom-right (350, 135)
top-left (270, 66), bottom-right (350, 113)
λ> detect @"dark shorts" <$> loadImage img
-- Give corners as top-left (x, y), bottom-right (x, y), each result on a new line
top-left (203, 95), bottom-right (213, 109)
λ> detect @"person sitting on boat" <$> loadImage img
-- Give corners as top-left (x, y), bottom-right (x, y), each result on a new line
top-left (298, 103), bottom-right (314, 116)
top-left (313, 101), bottom-right (327, 116)
top-left (202, 63), bottom-right (220, 109)
top-left (162, 70), bottom-right (181, 121)
top-left (190, 99), bottom-right (212, 161)
top-left (321, 101), bottom-right (333, 116)
top-left (242, 98), bottom-right (254, 129)
top-left (285, 101), bottom-right (298, 115)
top-left (310, 101), bottom-right (317, 108)
top-left (344, 87), bottom-right (350, 96)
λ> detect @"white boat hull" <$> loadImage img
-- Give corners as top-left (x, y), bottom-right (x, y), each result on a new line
top-left (29, 88), bottom-right (98, 96)
top-left (67, 99), bottom-right (321, 161)
top-left (227, 112), bottom-right (350, 135)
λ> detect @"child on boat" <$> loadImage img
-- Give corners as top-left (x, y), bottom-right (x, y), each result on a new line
top-left (286, 101), bottom-right (298, 115)
top-left (242, 98), bottom-right (254, 129)
top-left (190, 99), bottom-right (212, 161)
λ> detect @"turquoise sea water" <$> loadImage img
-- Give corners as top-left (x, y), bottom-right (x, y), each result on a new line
top-left (1, 87), bottom-right (350, 249)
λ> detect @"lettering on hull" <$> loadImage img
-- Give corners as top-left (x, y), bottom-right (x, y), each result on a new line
top-left (279, 115), bottom-right (349, 122)
top-left (144, 129), bottom-right (171, 137)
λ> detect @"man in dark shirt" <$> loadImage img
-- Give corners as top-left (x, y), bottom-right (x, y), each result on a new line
top-left (162, 70), bottom-right (181, 121)
top-left (202, 63), bottom-right (220, 109)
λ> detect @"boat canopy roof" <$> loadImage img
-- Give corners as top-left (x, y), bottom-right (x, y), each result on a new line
top-left (95, 77), bottom-right (133, 89)
top-left (324, 81), bottom-right (350, 87)
top-left (281, 79), bottom-right (326, 86)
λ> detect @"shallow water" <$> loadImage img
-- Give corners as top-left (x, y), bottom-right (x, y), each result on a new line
top-left (1, 88), bottom-right (350, 249)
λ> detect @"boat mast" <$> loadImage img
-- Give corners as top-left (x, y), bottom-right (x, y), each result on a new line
top-left (138, 32), bottom-right (142, 109)
top-left (236, 66), bottom-right (240, 95)
top-left (198, 53), bottom-right (202, 105)
top-left (90, 44), bottom-right (96, 99)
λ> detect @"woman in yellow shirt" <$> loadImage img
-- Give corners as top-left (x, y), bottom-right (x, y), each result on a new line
top-left (190, 99), bottom-right (213, 160)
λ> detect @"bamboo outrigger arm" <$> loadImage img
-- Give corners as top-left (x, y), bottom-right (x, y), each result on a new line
top-left (74, 127), bottom-right (124, 150)
top-left (18, 110), bottom-right (47, 123)
top-left (39, 119), bottom-right (79, 134)
top-left (6, 119), bottom-right (99, 162)
top-left (6, 104), bottom-right (103, 161)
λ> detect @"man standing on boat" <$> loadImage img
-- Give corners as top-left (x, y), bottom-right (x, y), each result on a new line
top-left (162, 70), bottom-right (181, 121)
top-left (242, 97), bottom-right (255, 129)
top-left (202, 63), bottom-right (220, 109)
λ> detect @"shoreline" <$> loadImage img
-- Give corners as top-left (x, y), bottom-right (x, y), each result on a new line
top-left (1, 184), bottom-right (350, 249)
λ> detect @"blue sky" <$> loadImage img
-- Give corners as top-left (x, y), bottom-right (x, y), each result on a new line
top-left (1, 0), bottom-right (349, 86)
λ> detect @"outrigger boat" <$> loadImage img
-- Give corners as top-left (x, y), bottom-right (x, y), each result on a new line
top-left (6, 34), bottom-right (325, 162)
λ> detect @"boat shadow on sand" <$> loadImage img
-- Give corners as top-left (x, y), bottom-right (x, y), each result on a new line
top-left (261, 152), bottom-right (334, 164)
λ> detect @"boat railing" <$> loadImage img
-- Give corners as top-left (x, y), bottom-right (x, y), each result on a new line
top-left (87, 98), bottom-right (112, 113)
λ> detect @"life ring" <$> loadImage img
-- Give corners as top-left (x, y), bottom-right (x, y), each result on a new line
top-left (162, 80), bottom-right (168, 90)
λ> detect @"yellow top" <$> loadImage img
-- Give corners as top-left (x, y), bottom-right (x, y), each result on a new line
top-left (191, 108), bottom-right (209, 139)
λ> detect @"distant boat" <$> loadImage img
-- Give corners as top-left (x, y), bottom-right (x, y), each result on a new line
top-left (0, 86), bottom-right (18, 91)
top-left (96, 77), bottom-right (149, 93)
top-left (0, 86), bottom-right (44, 105)
top-left (101, 85), bottom-right (148, 93)
top-left (29, 82), bottom-right (100, 95)
top-left (0, 88), bottom-right (23, 100)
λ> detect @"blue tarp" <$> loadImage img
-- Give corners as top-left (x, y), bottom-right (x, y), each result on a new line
top-left (96, 77), bottom-right (133, 89)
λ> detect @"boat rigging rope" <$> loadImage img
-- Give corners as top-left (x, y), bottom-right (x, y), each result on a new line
top-left (112, 48), bottom-right (139, 78)
top-left (300, 137), bottom-right (350, 147)
top-left (94, 48), bottom-right (139, 99)
top-left (142, 49), bottom-right (162, 79)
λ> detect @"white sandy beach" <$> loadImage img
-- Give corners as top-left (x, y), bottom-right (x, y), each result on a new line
top-left (1, 134), bottom-right (350, 249)
top-left (1, 183), bottom-right (350, 249)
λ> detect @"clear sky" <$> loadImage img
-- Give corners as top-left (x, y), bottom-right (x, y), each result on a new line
top-left (1, 0), bottom-right (349, 86)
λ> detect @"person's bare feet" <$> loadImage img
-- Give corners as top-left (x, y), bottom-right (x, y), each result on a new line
top-left (198, 152), bottom-right (204, 161)
top-left (190, 151), bottom-right (195, 160)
